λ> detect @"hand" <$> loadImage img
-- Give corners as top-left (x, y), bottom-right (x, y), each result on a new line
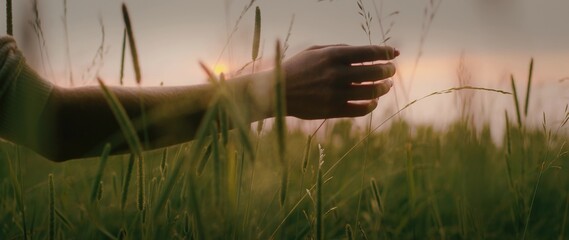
top-left (283, 44), bottom-right (399, 119)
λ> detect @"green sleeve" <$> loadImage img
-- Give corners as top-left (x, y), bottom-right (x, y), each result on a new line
top-left (0, 36), bottom-right (54, 145)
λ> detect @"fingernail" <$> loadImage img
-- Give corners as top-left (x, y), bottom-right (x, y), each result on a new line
top-left (394, 48), bottom-right (400, 57)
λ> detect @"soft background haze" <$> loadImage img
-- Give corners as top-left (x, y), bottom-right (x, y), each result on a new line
top-left (2, 0), bottom-right (569, 139)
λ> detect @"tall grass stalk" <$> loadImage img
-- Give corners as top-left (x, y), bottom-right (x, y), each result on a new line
top-left (233, 150), bottom-right (245, 238)
top-left (215, 0), bottom-right (257, 66)
top-left (62, 0), bottom-right (74, 86)
top-left (323, 87), bottom-right (509, 177)
top-left (251, 6), bottom-right (264, 134)
top-left (406, 0), bottom-right (443, 97)
top-left (252, 6), bottom-right (261, 62)
top-left (6, 0), bottom-right (12, 35)
top-left (91, 144), bottom-right (111, 204)
top-left (160, 148), bottom-right (168, 177)
top-left (31, 0), bottom-right (55, 79)
top-left (405, 144), bottom-right (416, 207)
top-left (136, 156), bottom-right (146, 212)
top-left (316, 145), bottom-right (325, 240)
top-left (274, 40), bottom-right (288, 207)
top-left (121, 154), bottom-right (135, 211)
top-left (121, 4), bottom-right (141, 83)
top-left (153, 64), bottom-right (226, 217)
top-left (242, 135), bottom-right (263, 235)
top-left (219, 73), bottom-right (230, 146)
top-left (522, 162), bottom-right (546, 240)
top-left (211, 125), bottom-right (222, 205)
top-left (370, 178), bottom-right (384, 215)
top-left (356, 0), bottom-right (373, 44)
top-left (6, 150), bottom-right (27, 239)
top-left (345, 224), bottom-right (354, 240)
top-left (48, 174), bottom-right (55, 240)
top-left (510, 75), bottom-right (523, 127)
top-left (119, 28), bottom-right (127, 86)
top-left (97, 79), bottom-right (145, 212)
top-left (355, 0), bottom-right (376, 230)
top-left (196, 139), bottom-right (213, 176)
top-left (358, 221), bottom-right (370, 240)
top-left (560, 193), bottom-right (569, 240)
top-left (504, 112), bottom-right (516, 193)
top-left (301, 135), bottom-right (313, 173)
top-left (524, 58), bottom-right (534, 116)
top-left (188, 174), bottom-right (206, 239)
top-left (238, 11), bottom-right (263, 233)
top-left (282, 14), bottom-right (295, 58)
top-left (270, 87), bottom-right (510, 235)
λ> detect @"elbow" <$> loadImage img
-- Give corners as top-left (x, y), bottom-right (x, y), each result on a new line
top-left (34, 86), bottom-right (72, 163)
top-left (38, 149), bottom-right (72, 163)
top-left (33, 86), bottom-right (77, 163)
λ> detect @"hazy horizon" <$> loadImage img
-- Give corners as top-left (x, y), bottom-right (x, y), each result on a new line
top-left (2, 0), bottom-right (569, 137)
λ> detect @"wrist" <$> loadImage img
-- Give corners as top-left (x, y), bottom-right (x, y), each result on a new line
top-left (239, 70), bottom-right (275, 121)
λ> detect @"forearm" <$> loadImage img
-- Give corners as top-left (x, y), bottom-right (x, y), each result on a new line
top-left (40, 70), bottom-right (274, 161)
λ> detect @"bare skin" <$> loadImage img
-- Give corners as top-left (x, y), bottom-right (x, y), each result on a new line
top-left (32, 44), bottom-right (399, 162)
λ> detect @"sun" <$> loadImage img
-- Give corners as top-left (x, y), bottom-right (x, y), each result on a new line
top-left (213, 63), bottom-right (228, 76)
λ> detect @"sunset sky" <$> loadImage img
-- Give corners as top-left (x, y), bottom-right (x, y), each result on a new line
top-left (2, 0), bottom-right (569, 132)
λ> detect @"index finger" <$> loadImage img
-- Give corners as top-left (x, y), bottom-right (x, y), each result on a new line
top-left (331, 45), bottom-right (399, 64)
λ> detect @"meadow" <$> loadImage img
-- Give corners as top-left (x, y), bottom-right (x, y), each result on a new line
top-left (2, 0), bottom-right (569, 239)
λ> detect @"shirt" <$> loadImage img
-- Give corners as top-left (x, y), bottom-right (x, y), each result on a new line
top-left (0, 36), bottom-right (53, 144)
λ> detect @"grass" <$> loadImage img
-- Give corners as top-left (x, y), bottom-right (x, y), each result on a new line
top-left (1, 1), bottom-right (569, 239)
top-left (6, 0), bottom-right (12, 35)
top-left (2, 115), bottom-right (569, 238)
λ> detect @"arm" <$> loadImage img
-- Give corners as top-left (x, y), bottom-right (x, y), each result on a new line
top-left (2, 41), bottom-right (398, 162)
top-left (40, 71), bottom-right (274, 161)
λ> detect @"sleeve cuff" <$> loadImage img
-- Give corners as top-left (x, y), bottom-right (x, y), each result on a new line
top-left (0, 57), bottom-right (54, 145)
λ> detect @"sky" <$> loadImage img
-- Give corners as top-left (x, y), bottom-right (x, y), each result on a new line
top-left (2, 0), bottom-right (569, 135)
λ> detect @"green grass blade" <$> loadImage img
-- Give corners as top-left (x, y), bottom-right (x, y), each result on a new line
top-left (97, 79), bottom-right (144, 158)
top-left (121, 154), bottom-right (135, 210)
top-left (316, 146), bottom-right (324, 240)
top-left (160, 148), bottom-right (168, 177)
top-left (301, 135), bottom-right (312, 173)
top-left (48, 173), bottom-right (55, 240)
top-left (370, 178), bottom-right (384, 214)
top-left (196, 140), bottom-right (213, 176)
top-left (510, 75), bottom-right (523, 127)
top-left (97, 78), bottom-right (145, 211)
top-left (119, 28), bottom-right (127, 86)
top-left (274, 40), bottom-right (288, 208)
top-left (153, 94), bottom-right (220, 218)
top-left (121, 3), bottom-right (142, 84)
top-left (524, 58), bottom-right (534, 116)
top-left (252, 6), bottom-right (261, 61)
top-left (274, 40), bottom-right (287, 164)
top-left (55, 208), bottom-right (74, 230)
top-left (136, 156), bottom-right (145, 212)
top-left (280, 164), bottom-right (289, 207)
top-left (406, 144), bottom-right (416, 208)
top-left (91, 143), bottom-right (111, 204)
top-left (7, 0), bottom-right (13, 35)
top-left (188, 174), bottom-right (206, 239)
top-left (345, 224), bottom-right (354, 240)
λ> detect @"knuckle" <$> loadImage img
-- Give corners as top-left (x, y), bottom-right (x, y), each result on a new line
top-left (308, 45), bottom-right (322, 51)
top-left (323, 48), bottom-right (341, 62)
top-left (322, 67), bottom-right (340, 82)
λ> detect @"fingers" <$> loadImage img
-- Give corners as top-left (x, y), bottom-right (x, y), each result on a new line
top-left (341, 79), bottom-right (393, 101)
top-left (331, 45), bottom-right (399, 64)
top-left (335, 100), bottom-right (378, 118)
top-left (341, 62), bottom-right (396, 83)
top-left (307, 44), bottom-right (349, 51)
